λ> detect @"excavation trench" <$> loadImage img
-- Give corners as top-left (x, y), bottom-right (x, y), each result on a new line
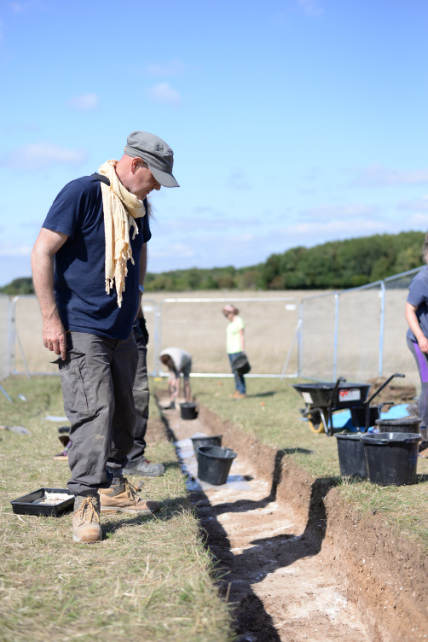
top-left (156, 395), bottom-right (428, 642)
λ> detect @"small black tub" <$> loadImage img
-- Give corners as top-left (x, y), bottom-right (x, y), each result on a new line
top-left (361, 432), bottom-right (421, 486)
top-left (197, 446), bottom-right (237, 485)
top-left (180, 402), bottom-right (198, 420)
top-left (375, 416), bottom-right (421, 434)
top-left (191, 435), bottom-right (223, 457)
top-left (335, 433), bottom-right (367, 478)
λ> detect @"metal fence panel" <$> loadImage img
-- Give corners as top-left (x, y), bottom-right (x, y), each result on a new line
top-left (383, 268), bottom-right (424, 387)
top-left (12, 296), bottom-right (159, 376)
top-left (157, 297), bottom-right (299, 376)
top-left (0, 295), bottom-right (11, 381)
top-left (300, 293), bottom-right (337, 381)
top-left (336, 283), bottom-right (383, 382)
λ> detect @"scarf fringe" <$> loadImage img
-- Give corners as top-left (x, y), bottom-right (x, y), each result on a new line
top-left (98, 160), bottom-right (145, 307)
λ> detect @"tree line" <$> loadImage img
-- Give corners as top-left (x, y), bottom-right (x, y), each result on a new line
top-left (1, 231), bottom-right (425, 295)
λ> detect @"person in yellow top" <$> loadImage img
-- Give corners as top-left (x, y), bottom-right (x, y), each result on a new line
top-left (222, 304), bottom-right (246, 399)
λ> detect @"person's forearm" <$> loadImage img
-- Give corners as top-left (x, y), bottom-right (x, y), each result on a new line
top-left (405, 306), bottom-right (425, 342)
top-left (32, 248), bottom-right (61, 323)
top-left (240, 329), bottom-right (245, 352)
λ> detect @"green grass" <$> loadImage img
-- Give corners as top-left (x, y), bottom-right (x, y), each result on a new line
top-left (184, 377), bottom-right (428, 550)
top-left (0, 376), bottom-right (233, 642)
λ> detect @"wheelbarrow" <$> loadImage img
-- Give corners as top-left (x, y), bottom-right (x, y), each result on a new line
top-left (292, 373), bottom-right (405, 436)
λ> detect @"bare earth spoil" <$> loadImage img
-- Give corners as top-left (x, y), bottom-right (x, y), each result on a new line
top-left (159, 398), bottom-right (372, 642)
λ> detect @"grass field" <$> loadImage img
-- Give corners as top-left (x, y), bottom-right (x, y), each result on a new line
top-left (0, 376), bottom-right (232, 642)
top-left (185, 376), bottom-right (428, 550)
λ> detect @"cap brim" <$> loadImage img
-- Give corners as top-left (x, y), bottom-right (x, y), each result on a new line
top-left (150, 165), bottom-right (180, 188)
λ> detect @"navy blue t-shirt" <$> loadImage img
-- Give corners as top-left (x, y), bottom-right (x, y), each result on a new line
top-left (42, 175), bottom-right (151, 340)
top-left (406, 266), bottom-right (428, 341)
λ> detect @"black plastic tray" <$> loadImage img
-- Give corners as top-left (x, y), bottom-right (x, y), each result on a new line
top-left (10, 487), bottom-right (74, 517)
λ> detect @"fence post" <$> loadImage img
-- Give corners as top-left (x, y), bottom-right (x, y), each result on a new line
top-left (298, 301), bottom-right (304, 377)
top-left (378, 281), bottom-right (385, 377)
top-left (11, 297), bottom-right (17, 375)
top-left (333, 292), bottom-right (339, 381)
top-left (155, 302), bottom-right (163, 377)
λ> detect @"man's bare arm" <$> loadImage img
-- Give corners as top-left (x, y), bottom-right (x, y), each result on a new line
top-left (31, 228), bottom-right (68, 359)
top-left (137, 242), bottom-right (147, 319)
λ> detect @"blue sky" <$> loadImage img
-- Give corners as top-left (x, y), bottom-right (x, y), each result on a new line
top-left (1, 0), bottom-right (428, 285)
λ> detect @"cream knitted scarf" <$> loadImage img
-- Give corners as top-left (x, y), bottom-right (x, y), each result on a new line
top-left (98, 160), bottom-right (146, 308)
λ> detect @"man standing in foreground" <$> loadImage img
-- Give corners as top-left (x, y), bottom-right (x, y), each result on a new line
top-left (31, 132), bottom-right (179, 543)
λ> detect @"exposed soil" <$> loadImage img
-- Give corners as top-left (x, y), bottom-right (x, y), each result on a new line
top-left (155, 393), bottom-right (428, 642)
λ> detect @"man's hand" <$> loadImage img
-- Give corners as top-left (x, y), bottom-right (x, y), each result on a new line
top-left (418, 336), bottom-right (428, 354)
top-left (43, 316), bottom-right (67, 359)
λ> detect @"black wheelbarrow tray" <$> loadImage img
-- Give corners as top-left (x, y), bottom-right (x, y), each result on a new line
top-left (292, 373), bottom-right (405, 436)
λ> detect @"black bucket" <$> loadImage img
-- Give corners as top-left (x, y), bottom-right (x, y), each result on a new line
top-left (180, 402), bottom-right (198, 421)
top-left (361, 432), bottom-right (421, 486)
top-left (191, 435), bottom-right (223, 457)
top-left (232, 353), bottom-right (251, 376)
top-left (197, 446), bottom-right (237, 485)
top-left (335, 433), bottom-right (367, 478)
top-left (375, 416), bottom-right (422, 434)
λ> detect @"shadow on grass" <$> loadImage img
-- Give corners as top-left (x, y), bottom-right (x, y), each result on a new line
top-left (417, 473), bottom-right (428, 483)
top-left (245, 391), bottom-right (278, 399)
top-left (161, 460), bottom-right (182, 472)
top-left (102, 496), bottom-right (189, 536)
top-left (282, 446), bottom-right (313, 456)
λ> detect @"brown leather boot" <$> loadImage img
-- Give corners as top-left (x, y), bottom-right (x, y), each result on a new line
top-left (99, 477), bottom-right (160, 514)
top-left (72, 495), bottom-right (102, 543)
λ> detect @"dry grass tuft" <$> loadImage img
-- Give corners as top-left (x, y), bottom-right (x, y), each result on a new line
top-left (0, 376), bottom-right (233, 642)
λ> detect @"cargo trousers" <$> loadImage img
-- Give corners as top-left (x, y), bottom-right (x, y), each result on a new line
top-left (56, 331), bottom-right (139, 495)
top-left (127, 320), bottom-right (150, 466)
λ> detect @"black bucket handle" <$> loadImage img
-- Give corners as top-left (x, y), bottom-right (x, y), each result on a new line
top-left (363, 372), bottom-right (405, 431)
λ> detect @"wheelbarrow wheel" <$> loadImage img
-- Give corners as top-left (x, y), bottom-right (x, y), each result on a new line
top-left (308, 411), bottom-right (325, 434)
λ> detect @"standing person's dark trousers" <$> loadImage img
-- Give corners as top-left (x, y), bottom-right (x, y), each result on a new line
top-left (123, 320), bottom-right (165, 477)
top-left (58, 331), bottom-right (139, 495)
top-left (407, 336), bottom-right (428, 441)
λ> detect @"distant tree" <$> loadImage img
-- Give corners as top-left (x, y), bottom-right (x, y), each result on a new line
top-left (0, 277), bottom-right (35, 295)
top-left (5, 231), bottom-right (426, 294)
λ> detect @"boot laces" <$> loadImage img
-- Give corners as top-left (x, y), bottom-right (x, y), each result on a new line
top-left (77, 496), bottom-right (100, 525)
top-left (123, 478), bottom-right (139, 501)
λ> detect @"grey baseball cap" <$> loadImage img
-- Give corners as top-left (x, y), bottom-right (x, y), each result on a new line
top-left (124, 131), bottom-right (179, 188)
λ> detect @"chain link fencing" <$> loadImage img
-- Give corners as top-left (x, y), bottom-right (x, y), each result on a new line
top-left (300, 267), bottom-right (424, 385)
top-left (2, 266), bottom-right (426, 385)
top-left (157, 297), bottom-right (299, 377)
top-left (6, 295), bottom-right (300, 379)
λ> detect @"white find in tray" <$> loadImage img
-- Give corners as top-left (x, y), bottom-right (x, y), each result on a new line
top-left (34, 492), bottom-right (72, 506)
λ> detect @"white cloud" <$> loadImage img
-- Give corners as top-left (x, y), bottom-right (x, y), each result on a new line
top-left (284, 218), bottom-right (387, 237)
top-left (296, 0), bottom-right (323, 17)
top-left (300, 204), bottom-right (379, 219)
top-left (150, 242), bottom-right (196, 260)
top-left (0, 141), bottom-right (88, 170)
top-left (227, 170), bottom-right (251, 190)
top-left (9, 2), bottom-right (25, 11)
top-left (145, 60), bottom-right (185, 76)
top-left (355, 165), bottom-right (428, 187)
top-left (405, 213), bottom-right (428, 227)
top-left (0, 241), bottom-right (33, 257)
top-left (68, 93), bottom-right (99, 110)
top-left (398, 196), bottom-right (428, 212)
top-left (147, 83), bottom-right (181, 107)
